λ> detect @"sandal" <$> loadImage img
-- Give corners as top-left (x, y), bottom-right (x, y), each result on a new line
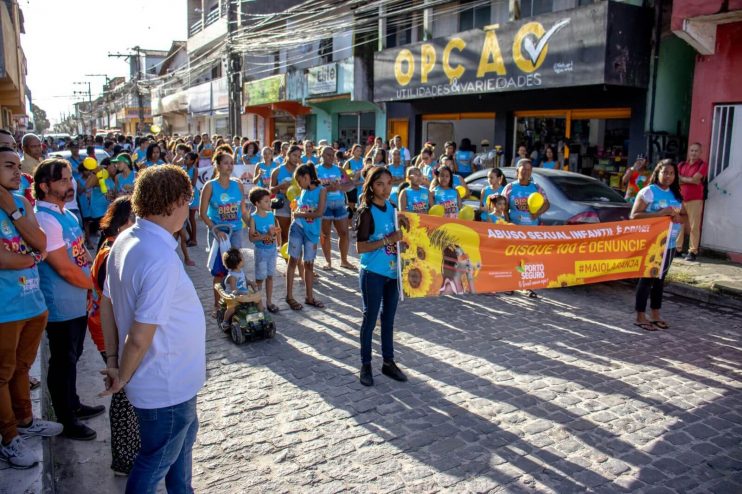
top-left (651, 320), bottom-right (670, 330)
top-left (185, 259), bottom-right (196, 267)
top-left (305, 298), bottom-right (325, 309)
top-left (187, 241), bottom-right (197, 247)
top-left (340, 262), bottom-right (356, 270)
top-left (527, 290), bottom-right (539, 299)
top-left (286, 298), bottom-right (303, 311)
top-left (267, 304), bottom-right (280, 313)
top-left (634, 322), bottom-right (657, 332)
top-left (29, 377), bottom-right (40, 390)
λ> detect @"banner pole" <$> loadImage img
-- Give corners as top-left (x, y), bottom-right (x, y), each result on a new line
top-left (395, 210), bottom-right (404, 302)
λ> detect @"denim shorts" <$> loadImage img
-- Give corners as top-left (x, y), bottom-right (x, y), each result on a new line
top-left (288, 222), bottom-right (318, 262)
top-left (323, 199), bottom-right (348, 220)
top-left (254, 247), bottom-right (277, 280)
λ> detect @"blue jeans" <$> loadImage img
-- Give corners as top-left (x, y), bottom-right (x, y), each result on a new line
top-left (359, 269), bottom-right (399, 365)
top-left (126, 396), bottom-right (199, 494)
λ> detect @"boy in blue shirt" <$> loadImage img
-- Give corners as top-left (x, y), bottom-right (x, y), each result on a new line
top-left (248, 187), bottom-right (280, 314)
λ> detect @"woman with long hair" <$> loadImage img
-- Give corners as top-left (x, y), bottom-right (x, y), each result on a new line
top-left (630, 159), bottom-right (686, 331)
top-left (355, 166), bottom-right (405, 386)
top-left (200, 149), bottom-right (251, 315)
top-left (429, 165), bottom-right (461, 218)
top-left (89, 196), bottom-right (141, 475)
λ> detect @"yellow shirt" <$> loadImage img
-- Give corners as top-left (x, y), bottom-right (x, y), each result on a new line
top-left (21, 155), bottom-right (40, 175)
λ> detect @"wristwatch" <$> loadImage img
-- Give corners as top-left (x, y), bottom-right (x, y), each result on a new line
top-left (9, 209), bottom-right (22, 222)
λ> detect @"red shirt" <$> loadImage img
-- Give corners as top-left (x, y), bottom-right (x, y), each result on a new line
top-left (678, 159), bottom-right (708, 202)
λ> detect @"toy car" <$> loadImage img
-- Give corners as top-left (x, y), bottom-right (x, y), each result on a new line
top-left (214, 283), bottom-right (276, 344)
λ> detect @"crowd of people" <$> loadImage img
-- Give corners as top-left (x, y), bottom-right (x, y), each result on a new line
top-left (0, 126), bottom-right (708, 491)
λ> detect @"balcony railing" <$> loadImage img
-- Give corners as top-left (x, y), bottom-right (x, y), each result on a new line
top-left (205, 8), bottom-right (220, 27)
top-left (189, 19), bottom-right (203, 37)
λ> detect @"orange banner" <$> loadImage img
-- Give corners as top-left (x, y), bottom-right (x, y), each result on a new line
top-left (398, 213), bottom-right (672, 298)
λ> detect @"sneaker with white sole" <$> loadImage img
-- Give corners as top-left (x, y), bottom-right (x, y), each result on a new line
top-left (17, 418), bottom-right (64, 437)
top-left (0, 436), bottom-right (38, 469)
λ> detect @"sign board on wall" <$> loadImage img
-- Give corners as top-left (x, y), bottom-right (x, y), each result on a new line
top-left (373, 2), bottom-right (650, 102)
top-left (308, 63), bottom-right (338, 95)
top-left (243, 75), bottom-right (285, 106)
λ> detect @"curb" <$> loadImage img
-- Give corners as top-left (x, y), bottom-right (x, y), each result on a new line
top-left (664, 281), bottom-right (742, 311)
top-left (41, 340), bottom-right (55, 494)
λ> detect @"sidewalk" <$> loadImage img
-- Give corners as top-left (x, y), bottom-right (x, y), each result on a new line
top-left (665, 255), bottom-right (742, 310)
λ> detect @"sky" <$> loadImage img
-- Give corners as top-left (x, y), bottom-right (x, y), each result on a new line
top-left (21, 0), bottom-right (187, 126)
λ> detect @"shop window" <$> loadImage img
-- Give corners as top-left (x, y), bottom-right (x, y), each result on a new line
top-left (460, 1), bottom-right (491, 31)
top-left (709, 104), bottom-right (740, 182)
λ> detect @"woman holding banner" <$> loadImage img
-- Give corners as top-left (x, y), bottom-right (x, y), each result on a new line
top-left (630, 159), bottom-right (686, 331)
top-left (355, 166), bottom-right (405, 387)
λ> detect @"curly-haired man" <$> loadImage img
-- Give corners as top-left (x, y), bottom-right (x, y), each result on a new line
top-left (99, 165), bottom-right (204, 493)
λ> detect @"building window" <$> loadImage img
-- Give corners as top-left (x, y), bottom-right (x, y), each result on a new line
top-left (519, 0), bottom-right (554, 18)
top-left (709, 104), bottom-right (740, 182)
top-left (319, 38), bottom-right (333, 64)
top-left (460, 1), bottom-right (491, 31)
top-left (386, 13), bottom-right (413, 48)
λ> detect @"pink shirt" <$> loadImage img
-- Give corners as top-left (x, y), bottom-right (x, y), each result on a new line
top-left (678, 159), bottom-right (708, 202)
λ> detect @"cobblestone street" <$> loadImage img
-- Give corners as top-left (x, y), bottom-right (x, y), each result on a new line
top-left (51, 237), bottom-right (742, 493)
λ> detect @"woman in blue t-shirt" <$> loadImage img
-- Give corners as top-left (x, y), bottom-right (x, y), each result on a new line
top-left (354, 166), bottom-right (405, 387)
top-left (630, 159), bottom-right (686, 332)
top-left (540, 146), bottom-right (560, 170)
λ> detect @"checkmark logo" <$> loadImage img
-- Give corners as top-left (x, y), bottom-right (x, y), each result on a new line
top-left (522, 18), bottom-right (571, 65)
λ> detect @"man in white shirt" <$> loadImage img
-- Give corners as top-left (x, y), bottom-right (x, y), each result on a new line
top-left (100, 165), bottom-right (204, 493)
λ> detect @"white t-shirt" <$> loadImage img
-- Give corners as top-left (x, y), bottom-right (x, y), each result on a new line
top-left (103, 218), bottom-right (205, 409)
top-left (35, 200), bottom-right (69, 252)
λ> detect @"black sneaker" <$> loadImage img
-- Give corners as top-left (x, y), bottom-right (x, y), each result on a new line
top-left (74, 404), bottom-right (105, 421)
top-left (382, 360), bottom-right (408, 382)
top-left (62, 421), bottom-right (97, 441)
top-left (359, 364), bottom-right (374, 387)
top-left (684, 252), bottom-right (697, 262)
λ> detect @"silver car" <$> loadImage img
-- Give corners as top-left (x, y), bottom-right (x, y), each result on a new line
top-left (464, 168), bottom-right (632, 225)
top-left (49, 149), bottom-right (112, 166)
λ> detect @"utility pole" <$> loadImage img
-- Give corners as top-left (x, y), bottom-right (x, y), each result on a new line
top-left (227, 0), bottom-right (242, 137)
top-left (73, 81), bottom-right (93, 134)
top-left (109, 46), bottom-right (145, 135)
top-left (86, 74), bottom-right (112, 129)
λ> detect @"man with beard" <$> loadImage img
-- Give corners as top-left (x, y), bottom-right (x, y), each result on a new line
top-left (33, 159), bottom-right (101, 441)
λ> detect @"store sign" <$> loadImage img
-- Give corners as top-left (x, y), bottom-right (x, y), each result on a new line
top-left (243, 75), bottom-right (285, 106)
top-left (374, 2), bottom-right (650, 102)
top-left (308, 63), bottom-right (337, 95)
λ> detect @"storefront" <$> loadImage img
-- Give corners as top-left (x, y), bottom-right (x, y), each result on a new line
top-left (300, 58), bottom-right (386, 147)
top-left (375, 1), bottom-right (652, 184)
top-left (243, 74), bottom-right (312, 144)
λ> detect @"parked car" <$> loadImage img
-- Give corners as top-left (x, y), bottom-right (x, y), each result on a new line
top-left (464, 168), bottom-right (631, 225)
top-left (49, 149), bottom-right (111, 165)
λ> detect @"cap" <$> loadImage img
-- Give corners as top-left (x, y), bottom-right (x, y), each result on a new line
top-left (111, 154), bottom-right (133, 166)
top-left (480, 139), bottom-right (490, 147)
top-left (636, 153), bottom-right (646, 161)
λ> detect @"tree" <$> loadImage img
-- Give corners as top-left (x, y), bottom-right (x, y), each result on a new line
top-left (31, 103), bottom-right (50, 134)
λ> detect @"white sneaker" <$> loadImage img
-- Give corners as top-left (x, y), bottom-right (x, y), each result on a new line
top-left (0, 436), bottom-right (38, 469)
top-left (17, 419), bottom-right (64, 437)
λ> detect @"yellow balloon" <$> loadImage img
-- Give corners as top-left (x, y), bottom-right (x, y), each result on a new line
top-left (96, 169), bottom-right (109, 194)
top-left (527, 192), bottom-right (545, 215)
top-left (280, 242), bottom-right (289, 260)
top-left (458, 205), bottom-right (475, 221)
top-left (98, 169), bottom-right (109, 180)
top-left (286, 185), bottom-right (300, 202)
top-left (150, 124), bottom-right (161, 134)
top-left (83, 157), bottom-right (98, 170)
top-left (429, 205), bottom-right (445, 217)
top-left (345, 168), bottom-right (354, 176)
top-left (456, 185), bottom-right (467, 199)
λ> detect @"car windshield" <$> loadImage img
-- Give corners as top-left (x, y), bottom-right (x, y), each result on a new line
top-left (549, 176), bottom-right (626, 203)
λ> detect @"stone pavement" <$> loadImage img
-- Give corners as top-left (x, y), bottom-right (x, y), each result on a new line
top-left (48, 234), bottom-right (742, 493)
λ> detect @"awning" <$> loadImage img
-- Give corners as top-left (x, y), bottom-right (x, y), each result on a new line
top-left (243, 101), bottom-right (312, 118)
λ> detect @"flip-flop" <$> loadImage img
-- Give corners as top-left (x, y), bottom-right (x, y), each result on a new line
top-left (305, 298), bottom-right (325, 309)
top-left (340, 263), bottom-right (356, 271)
top-left (527, 290), bottom-right (539, 299)
top-left (321, 265), bottom-right (333, 271)
top-left (634, 322), bottom-right (657, 331)
top-left (651, 320), bottom-right (670, 330)
top-left (185, 259), bottom-right (196, 266)
top-left (286, 298), bottom-right (303, 311)
top-left (267, 304), bottom-right (280, 313)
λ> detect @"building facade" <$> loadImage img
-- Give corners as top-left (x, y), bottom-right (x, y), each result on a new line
top-left (0, 0), bottom-right (28, 132)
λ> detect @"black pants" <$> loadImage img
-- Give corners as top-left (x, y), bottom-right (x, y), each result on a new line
top-left (635, 250), bottom-right (674, 313)
top-left (46, 316), bottom-right (87, 424)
